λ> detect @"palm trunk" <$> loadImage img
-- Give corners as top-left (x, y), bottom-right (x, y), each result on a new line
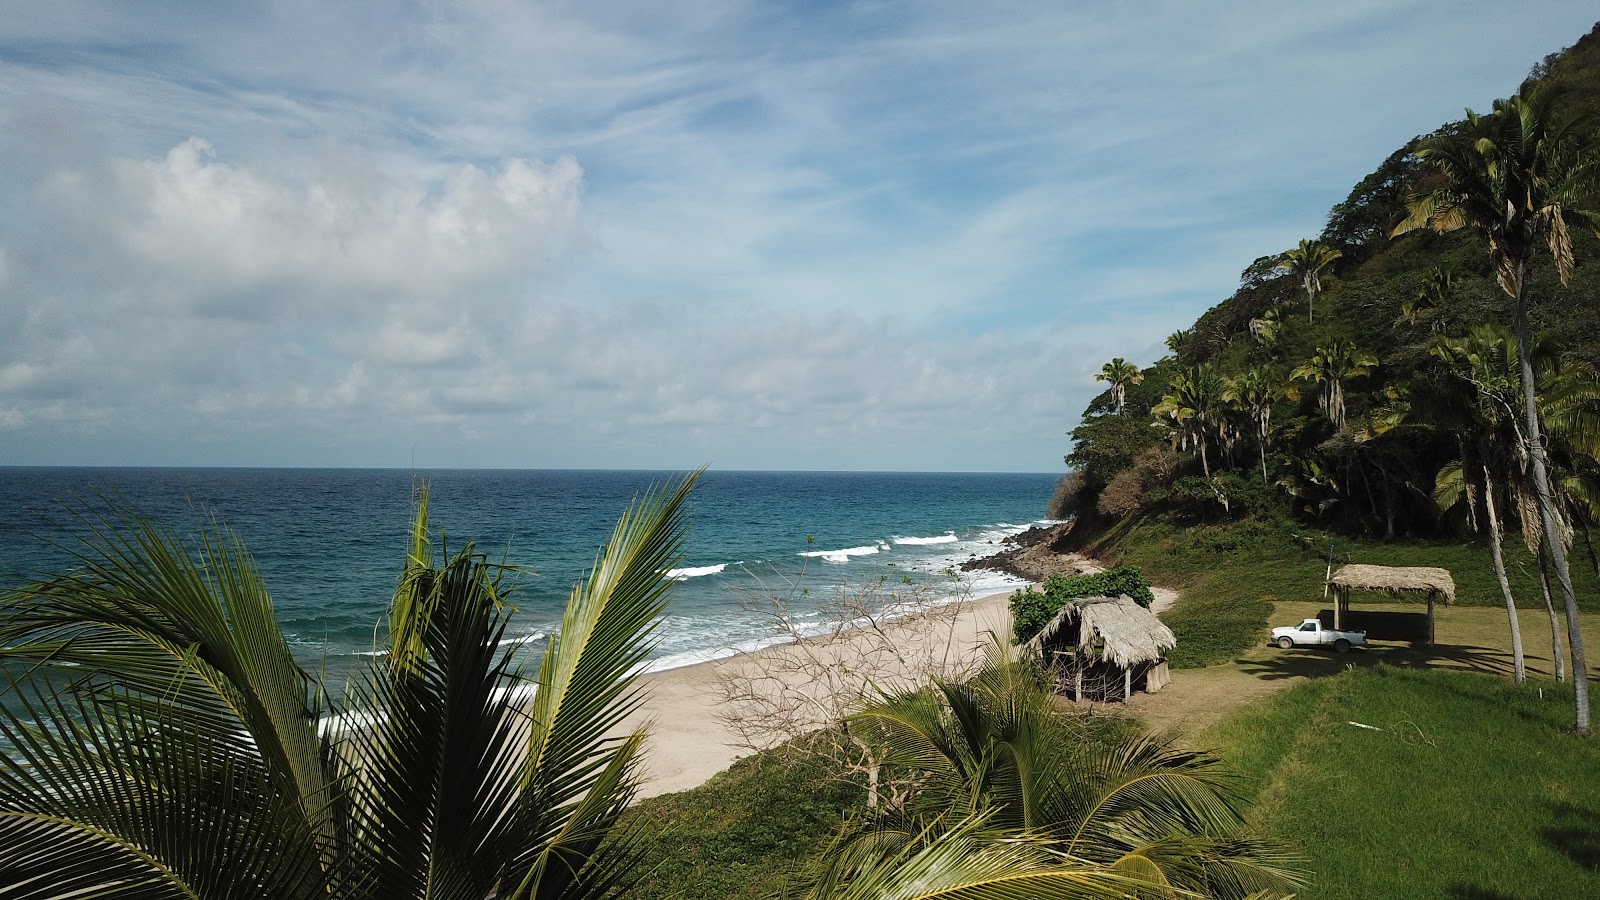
top-left (1483, 465), bottom-right (1527, 684)
top-left (1258, 424), bottom-right (1269, 483)
top-left (1513, 262), bottom-right (1589, 732)
top-left (1539, 544), bottom-right (1566, 682)
top-left (1379, 453), bottom-right (1396, 541)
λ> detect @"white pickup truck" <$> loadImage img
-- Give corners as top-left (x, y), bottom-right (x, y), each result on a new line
top-left (1271, 618), bottom-right (1366, 653)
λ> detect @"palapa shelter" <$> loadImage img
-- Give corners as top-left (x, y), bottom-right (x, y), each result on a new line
top-left (1326, 564), bottom-right (1455, 645)
top-left (1024, 595), bottom-right (1176, 704)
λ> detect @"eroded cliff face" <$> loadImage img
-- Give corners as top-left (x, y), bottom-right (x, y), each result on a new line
top-left (961, 520), bottom-right (1096, 583)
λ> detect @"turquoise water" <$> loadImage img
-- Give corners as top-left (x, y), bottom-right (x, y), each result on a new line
top-left (0, 468), bottom-right (1058, 677)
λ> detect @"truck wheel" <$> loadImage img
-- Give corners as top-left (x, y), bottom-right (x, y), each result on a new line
top-left (1276, 636), bottom-right (1294, 650)
top-left (1334, 639), bottom-right (1352, 653)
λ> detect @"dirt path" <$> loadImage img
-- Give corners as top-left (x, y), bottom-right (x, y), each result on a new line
top-left (1128, 598), bottom-right (1600, 742)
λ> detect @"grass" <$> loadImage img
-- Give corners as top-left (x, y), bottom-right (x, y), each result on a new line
top-left (620, 742), bottom-right (863, 899)
top-left (1195, 666), bottom-right (1600, 900)
top-left (1085, 513), bottom-right (1600, 668)
top-left (1133, 598), bottom-right (1600, 740)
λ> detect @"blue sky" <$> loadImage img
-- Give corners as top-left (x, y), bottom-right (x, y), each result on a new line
top-left (0, 2), bottom-right (1595, 472)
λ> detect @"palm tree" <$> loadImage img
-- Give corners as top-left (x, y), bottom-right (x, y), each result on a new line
top-left (1395, 82), bottom-right (1597, 733)
top-left (1429, 326), bottom-right (1531, 684)
top-left (1225, 366), bottom-right (1288, 482)
top-left (1277, 239), bottom-right (1342, 323)
top-left (1093, 357), bottom-right (1143, 416)
top-left (1248, 308), bottom-right (1282, 348)
top-left (0, 475), bottom-right (699, 897)
top-left (1290, 340), bottom-right (1378, 430)
top-left (1397, 264), bottom-right (1456, 332)
top-left (1164, 328), bottom-right (1192, 359)
top-left (1153, 364), bottom-right (1226, 477)
top-left (827, 643), bottom-right (1303, 899)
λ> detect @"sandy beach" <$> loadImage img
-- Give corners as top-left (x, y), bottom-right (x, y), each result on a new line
top-left (624, 550), bottom-right (1180, 799)
top-left (625, 589), bottom-right (1019, 799)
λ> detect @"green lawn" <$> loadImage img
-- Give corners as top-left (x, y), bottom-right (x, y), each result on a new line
top-left (620, 743), bottom-right (863, 900)
top-left (1198, 666), bottom-right (1600, 900)
top-left (1086, 515), bottom-right (1600, 668)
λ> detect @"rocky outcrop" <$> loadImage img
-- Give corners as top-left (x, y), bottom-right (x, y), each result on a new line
top-left (961, 521), bottom-right (1098, 583)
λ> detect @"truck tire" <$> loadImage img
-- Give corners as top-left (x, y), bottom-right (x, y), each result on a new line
top-left (1334, 638), bottom-right (1352, 653)
top-left (1276, 636), bottom-right (1294, 650)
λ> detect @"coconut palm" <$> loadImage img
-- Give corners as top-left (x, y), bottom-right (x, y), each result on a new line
top-left (1291, 341), bottom-right (1378, 431)
top-left (1225, 366), bottom-right (1289, 482)
top-left (1153, 364), bottom-right (1227, 477)
top-left (1277, 239), bottom-right (1342, 324)
top-left (829, 644), bottom-right (1304, 899)
top-left (1395, 81), bottom-right (1598, 732)
top-left (1093, 357), bottom-right (1144, 416)
top-left (0, 474), bottom-right (698, 898)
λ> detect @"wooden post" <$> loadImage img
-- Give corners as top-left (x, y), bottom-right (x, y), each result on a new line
top-left (1427, 592), bottom-right (1436, 646)
top-left (1074, 667), bottom-right (1083, 703)
top-left (1334, 587), bottom-right (1343, 630)
top-left (1123, 667), bottom-right (1132, 705)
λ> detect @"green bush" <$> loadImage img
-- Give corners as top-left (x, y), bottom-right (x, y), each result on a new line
top-left (1010, 565), bottom-right (1156, 643)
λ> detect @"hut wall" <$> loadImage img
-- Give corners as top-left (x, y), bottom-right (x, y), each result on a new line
top-left (1143, 660), bottom-right (1170, 694)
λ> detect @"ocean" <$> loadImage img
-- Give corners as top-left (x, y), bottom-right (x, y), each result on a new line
top-left (0, 468), bottom-right (1058, 680)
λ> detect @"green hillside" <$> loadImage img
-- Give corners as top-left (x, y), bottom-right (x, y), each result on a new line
top-left (1060, 24), bottom-right (1600, 699)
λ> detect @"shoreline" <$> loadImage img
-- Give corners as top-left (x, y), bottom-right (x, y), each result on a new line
top-left (622, 538), bottom-right (1180, 799)
top-left (624, 588), bottom-right (1019, 799)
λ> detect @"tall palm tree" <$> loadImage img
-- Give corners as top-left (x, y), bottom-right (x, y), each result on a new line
top-left (1277, 239), bottom-right (1342, 324)
top-left (1429, 326), bottom-right (1531, 684)
top-left (1395, 82), bottom-right (1598, 733)
top-left (1093, 357), bottom-right (1143, 416)
top-left (1225, 366), bottom-right (1288, 482)
top-left (826, 643), bottom-right (1303, 899)
top-left (1153, 364), bottom-right (1226, 477)
top-left (1290, 340), bottom-right (1378, 431)
top-left (0, 474), bottom-right (699, 898)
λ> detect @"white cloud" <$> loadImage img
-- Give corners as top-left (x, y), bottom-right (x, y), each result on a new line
top-left (0, 2), bottom-right (1596, 469)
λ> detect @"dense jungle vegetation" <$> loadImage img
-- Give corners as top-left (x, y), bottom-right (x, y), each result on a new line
top-left (1059, 24), bottom-right (1600, 692)
top-left (1061, 24), bottom-right (1600, 546)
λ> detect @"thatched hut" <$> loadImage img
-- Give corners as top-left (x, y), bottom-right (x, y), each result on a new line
top-left (1023, 595), bottom-right (1176, 703)
top-left (1326, 564), bottom-right (1455, 645)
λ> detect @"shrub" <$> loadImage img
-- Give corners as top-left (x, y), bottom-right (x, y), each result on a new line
top-left (1047, 471), bottom-right (1084, 519)
top-left (1096, 448), bottom-right (1177, 518)
top-left (1010, 565), bottom-right (1157, 643)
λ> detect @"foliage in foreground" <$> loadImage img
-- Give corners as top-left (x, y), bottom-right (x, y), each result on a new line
top-left (1009, 565), bottom-right (1156, 643)
top-left (1199, 665), bottom-right (1600, 899)
top-left (825, 644), bottom-right (1306, 899)
top-left (0, 476), bottom-right (697, 899)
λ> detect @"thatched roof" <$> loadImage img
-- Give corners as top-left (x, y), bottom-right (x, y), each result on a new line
top-left (1327, 564), bottom-right (1455, 605)
top-left (1024, 595), bottom-right (1176, 669)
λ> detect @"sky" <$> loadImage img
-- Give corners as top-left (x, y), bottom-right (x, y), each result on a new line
top-left (0, 3), bottom-right (1595, 473)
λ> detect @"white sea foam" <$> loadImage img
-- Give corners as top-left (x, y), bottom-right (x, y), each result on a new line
top-left (500, 631), bottom-right (548, 648)
top-left (893, 534), bottom-right (959, 546)
top-left (799, 542), bottom-right (889, 564)
top-left (667, 563), bottom-right (727, 580)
